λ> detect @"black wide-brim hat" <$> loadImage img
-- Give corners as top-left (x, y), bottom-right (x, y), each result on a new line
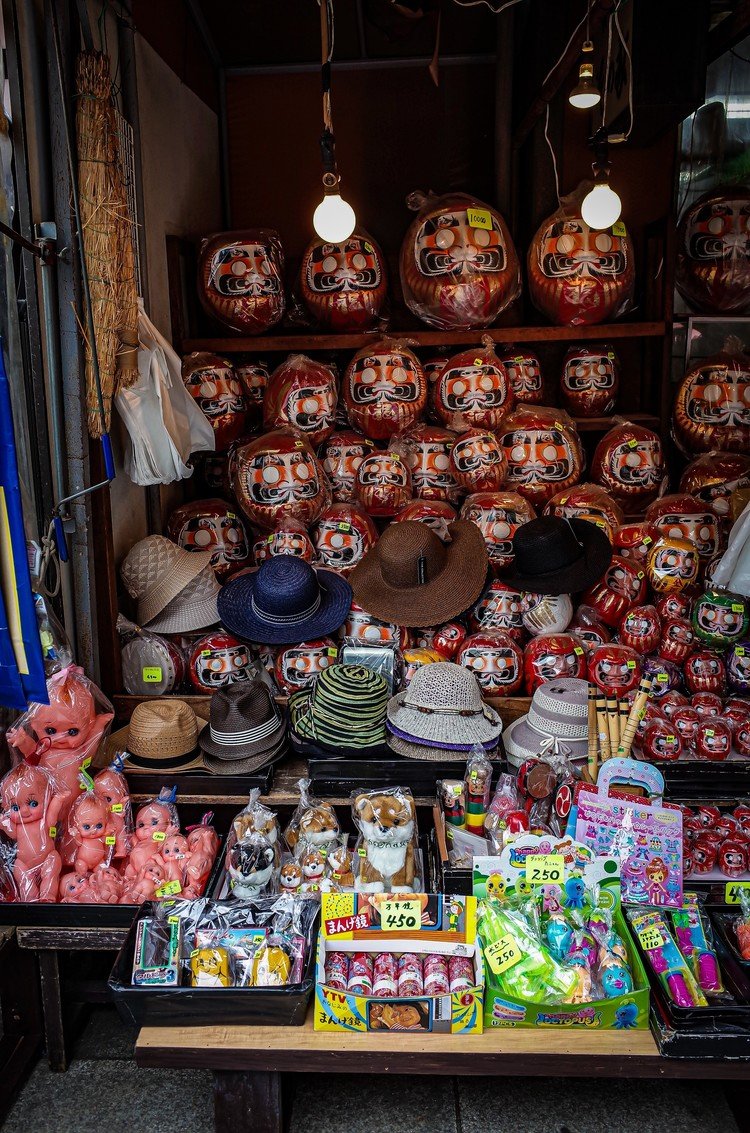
top-left (501, 516), bottom-right (612, 596)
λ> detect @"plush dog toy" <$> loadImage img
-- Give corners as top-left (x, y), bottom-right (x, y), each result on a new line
top-left (227, 836), bottom-right (275, 899)
top-left (353, 789), bottom-right (416, 893)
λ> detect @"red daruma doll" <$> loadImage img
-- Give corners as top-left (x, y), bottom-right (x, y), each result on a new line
top-left (460, 490), bottom-right (536, 572)
top-left (450, 428), bottom-right (507, 493)
top-left (232, 429), bottom-right (330, 531)
top-left (432, 340), bottom-right (514, 431)
top-left (499, 347), bottom-right (544, 405)
top-left (560, 345), bottom-right (620, 417)
top-left (544, 483), bottom-right (623, 542)
top-left (355, 449), bottom-right (412, 517)
top-left (591, 422), bottom-right (666, 513)
top-left (673, 344), bottom-right (750, 456)
top-left (400, 191), bottom-right (521, 330)
top-left (344, 340), bottom-right (427, 441)
top-left (397, 423), bottom-right (461, 504)
top-left (297, 228), bottom-right (388, 331)
top-left (263, 355), bottom-right (338, 447)
top-left (182, 353), bottom-right (247, 451)
top-left (498, 405), bottom-right (584, 507)
top-left (198, 229), bottom-right (285, 334)
top-left (319, 430), bottom-right (376, 504)
top-left (527, 192), bottom-right (635, 326)
top-left (675, 187), bottom-right (750, 315)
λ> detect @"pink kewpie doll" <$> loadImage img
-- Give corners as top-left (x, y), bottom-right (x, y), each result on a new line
top-left (124, 790), bottom-right (180, 879)
top-left (158, 834), bottom-right (189, 886)
top-left (7, 667), bottom-right (113, 826)
top-left (67, 792), bottom-right (114, 875)
top-left (87, 865), bottom-right (124, 904)
top-left (93, 762), bottom-right (132, 859)
top-left (0, 764), bottom-right (70, 902)
top-left (59, 872), bottom-right (93, 903)
top-left (183, 816), bottom-right (220, 897)
top-left (121, 859), bottom-right (166, 905)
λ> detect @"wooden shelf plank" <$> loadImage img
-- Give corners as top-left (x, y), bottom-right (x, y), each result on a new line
top-left (182, 321), bottom-right (667, 355)
top-left (573, 413), bottom-right (661, 432)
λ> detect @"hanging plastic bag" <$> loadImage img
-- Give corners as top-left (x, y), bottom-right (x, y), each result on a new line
top-left (115, 301), bottom-right (214, 486)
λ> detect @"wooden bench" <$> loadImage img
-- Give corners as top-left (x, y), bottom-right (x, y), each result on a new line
top-left (135, 1015), bottom-right (750, 1133)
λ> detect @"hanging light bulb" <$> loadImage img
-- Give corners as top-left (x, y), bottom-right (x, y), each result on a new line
top-left (569, 43), bottom-right (601, 110)
top-left (312, 0), bottom-right (356, 243)
top-left (581, 127), bottom-right (622, 230)
top-left (314, 173), bottom-right (356, 243)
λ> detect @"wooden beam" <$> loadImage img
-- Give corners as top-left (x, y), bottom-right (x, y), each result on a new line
top-left (708, 0), bottom-right (750, 61)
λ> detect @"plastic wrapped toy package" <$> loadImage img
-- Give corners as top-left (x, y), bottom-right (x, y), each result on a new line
top-left (352, 787), bottom-right (423, 893)
top-left (344, 340), bottom-right (427, 440)
top-left (263, 355), bottom-right (338, 446)
top-left (432, 340), bottom-right (514, 431)
top-left (672, 341), bottom-right (750, 456)
top-left (675, 187), bottom-right (750, 315)
top-left (129, 894), bottom-right (319, 988)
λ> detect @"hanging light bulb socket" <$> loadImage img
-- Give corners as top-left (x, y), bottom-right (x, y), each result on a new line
top-left (581, 126), bottom-right (622, 230)
top-left (569, 40), bottom-right (601, 109)
top-left (312, 0), bottom-right (356, 244)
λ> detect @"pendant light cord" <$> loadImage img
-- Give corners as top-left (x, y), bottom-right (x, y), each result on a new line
top-left (319, 0), bottom-right (336, 175)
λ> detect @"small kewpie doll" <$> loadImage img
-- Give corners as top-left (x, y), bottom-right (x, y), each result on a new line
top-left (93, 761), bottom-right (132, 859)
top-left (68, 791), bottom-right (114, 875)
top-left (124, 789), bottom-right (180, 879)
top-left (158, 834), bottom-right (190, 887)
top-left (0, 763), bottom-right (70, 902)
top-left (121, 859), bottom-right (166, 904)
top-left (59, 871), bottom-right (93, 903)
top-left (87, 865), bottom-right (123, 904)
top-left (183, 821), bottom-right (220, 898)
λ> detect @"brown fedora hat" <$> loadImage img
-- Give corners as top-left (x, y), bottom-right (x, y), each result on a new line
top-left (350, 520), bottom-right (488, 628)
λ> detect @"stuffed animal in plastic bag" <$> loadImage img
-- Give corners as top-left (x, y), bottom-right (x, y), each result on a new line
top-left (227, 833), bottom-right (275, 899)
top-left (353, 788), bottom-right (417, 893)
top-left (284, 778), bottom-right (340, 856)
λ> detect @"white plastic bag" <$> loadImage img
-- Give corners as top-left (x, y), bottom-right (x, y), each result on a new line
top-left (711, 499), bottom-right (750, 596)
top-left (115, 302), bottom-right (215, 485)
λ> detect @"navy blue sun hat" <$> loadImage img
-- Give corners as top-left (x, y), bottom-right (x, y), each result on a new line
top-left (218, 556), bottom-right (353, 645)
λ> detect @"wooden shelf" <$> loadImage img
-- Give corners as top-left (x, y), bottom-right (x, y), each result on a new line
top-left (182, 321), bottom-right (667, 355)
top-left (573, 412), bottom-right (662, 432)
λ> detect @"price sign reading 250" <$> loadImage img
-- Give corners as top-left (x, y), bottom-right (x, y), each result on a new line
top-left (525, 854), bottom-right (564, 886)
top-left (381, 898), bottom-right (421, 931)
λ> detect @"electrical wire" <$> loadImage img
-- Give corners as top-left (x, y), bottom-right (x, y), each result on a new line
top-left (451, 0), bottom-right (523, 14)
top-left (601, 7), bottom-right (613, 127)
top-left (540, 3), bottom-right (590, 89)
top-left (545, 102), bottom-right (561, 204)
top-left (613, 2), bottom-right (633, 139)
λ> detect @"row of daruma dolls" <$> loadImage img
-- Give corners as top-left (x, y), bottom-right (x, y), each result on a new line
top-left (195, 185), bottom-right (750, 337)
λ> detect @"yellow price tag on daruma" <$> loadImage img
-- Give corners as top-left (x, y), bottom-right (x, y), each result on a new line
top-left (485, 933), bottom-right (522, 976)
top-left (467, 207), bottom-right (492, 230)
top-left (637, 926), bottom-right (664, 951)
top-left (142, 666), bottom-right (163, 683)
top-left (725, 881), bottom-right (750, 904)
top-left (525, 854), bottom-right (564, 886)
top-left (381, 898), bottom-right (421, 931)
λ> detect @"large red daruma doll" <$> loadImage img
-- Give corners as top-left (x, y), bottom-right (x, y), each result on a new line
top-left (198, 230), bottom-right (285, 334)
top-left (676, 187), bottom-right (750, 315)
top-left (591, 422), bottom-right (667, 513)
top-left (232, 429), bottom-right (330, 531)
top-left (396, 423), bottom-right (461, 504)
top-left (498, 405), bottom-right (584, 507)
top-left (400, 192), bottom-right (521, 330)
top-left (344, 340), bottom-right (427, 440)
top-left (680, 451), bottom-right (750, 525)
top-left (182, 352), bottom-right (247, 451)
top-left (499, 347), bottom-right (544, 405)
top-left (263, 354), bottom-right (338, 446)
top-left (673, 346), bottom-right (750, 455)
top-left (432, 342), bottom-right (514, 431)
top-left (527, 199), bottom-right (635, 326)
top-left (543, 483), bottom-right (623, 542)
top-left (298, 229), bottom-right (388, 331)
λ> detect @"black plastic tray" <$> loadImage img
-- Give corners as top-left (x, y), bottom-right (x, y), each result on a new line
top-left (661, 759), bottom-right (750, 798)
top-left (711, 910), bottom-right (750, 975)
top-left (124, 759), bottom-right (276, 798)
top-left (0, 832), bottom-right (226, 929)
top-left (108, 901), bottom-right (318, 1028)
top-left (649, 994), bottom-right (750, 1059)
top-left (309, 757), bottom-right (476, 797)
top-left (428, 827), bottom-right (473, 896)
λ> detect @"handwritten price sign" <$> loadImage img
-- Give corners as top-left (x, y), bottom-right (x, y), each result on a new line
top-left (725, 881), bottom-right (750, 905)
top-left (637, 926), bottom-right (665, 952)
top-left (525, 854), bottom-right (564, 886)
top-left (484, 933), bottom-right (522, 976)
top-left (381, 898), bottom-right (421, 931)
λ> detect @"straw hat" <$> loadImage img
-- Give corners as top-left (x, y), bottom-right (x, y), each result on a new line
top-left (350, 520), bottom-right (488, 628)
top-left (121, 535), bottom-right (213, 625)
top-left (105, 699), bottom-right (204, 771)
top-left (503, 678), bottom-right (589, 767)
top-left (199, 680), bottom-right (286, 764)
top-left (145, 563), bottom-right (221, 634)
top-left (387, 732), bottom-right (499, 763)
top-left (386, 661), bottom-right (502, 748)
top-left (288, 663), bottom-right (390, 753)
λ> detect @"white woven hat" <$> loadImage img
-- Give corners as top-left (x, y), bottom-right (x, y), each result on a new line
top-left (387, 661), bottom-right (502, 747)
top-left (121, 535), bottom-right (213, 624)
top-left (503, 678), bottom-right (589, 767)
top-left (145, 563), bottom-right (221, 634)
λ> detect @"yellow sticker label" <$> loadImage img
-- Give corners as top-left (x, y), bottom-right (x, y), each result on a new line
top-left (704, 728), bottom-right (715, 737)
top-left (627, 660), bottom-right (637, 669)
top-left (738, 648), bottom-right (746, 657)
top-left (381, 898), bottom-right (422, 932)
top-left (337, 522), bottom-right (352, 533)
top-left (105, 835), bottom-right (116, 846)
top-left (152, 831), bottom-right (167, 842)
top-left (155, 880), bottom-right (182, 898)
top-left (656, 672), bottom-right (668, 682)
top-left (111, 803), bottom-right (123, 814)
top-left (227, 511), bottom-right (236, 519)
top-left (82, 758), bottom-right (91, 769)
top-left (725, 881), bottom-right (750, 904)
top-left (627, 439), bottom-right (638, 449)
top-left (485, 933), bottom-right (522, 976)
top-left (638, 926), bottom-right (665, 951)
top-left (525, 854), bottom-right (565, 886)
top-left (327, 648), bottom-right (338, 657)
top-left (201, 649), bottom-right (211, 656)
top-left (142, 666), bottom-right (163, 683)
top-left (49, 826), bottom-right (57, 838)
top-left (732, 603), bottom-right (745, 613)
top-left (665, 735), bottom-right (676, 743)
top-left (474, 358), bottom-right (483, 367)
top-left (612, 221), bottom-right (626, 237)
top-left (573, 646), bottom-right (584, 656)
top-left (467, 207), bottom-right (492, 230)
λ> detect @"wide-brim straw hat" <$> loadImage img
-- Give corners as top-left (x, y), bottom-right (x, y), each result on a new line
top-left (500, 517), bottom-right (612, 596)
top-left (199, 679), bottom-right (286, 759)
top-left (120, 535), bottom-right (214, 625)
top-left (503, 677), bottom-right (589, 767)
top-left (288, 663), bottom-right (389, 751)
top-left (350, 520), bottom-right (488, 628)
top-left (105, 698), bottom-right (200, 764)
top-left (387, 732), bottom-right (500, 763)
top-left (218, 555), bottom-right (352, 645)
top-left (387, 719), bottom-right (498, 752)
top-left (386, 661), bottom-right (502, 747)
top-left (145, 563), bottom-right (221, 634)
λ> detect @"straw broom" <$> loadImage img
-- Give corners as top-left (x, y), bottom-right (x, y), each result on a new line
top-left (109, 105), bottom-right (139, 392)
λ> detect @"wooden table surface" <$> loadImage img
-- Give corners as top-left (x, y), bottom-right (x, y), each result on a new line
top-left (134, 1013), bottom-right (749, 1079)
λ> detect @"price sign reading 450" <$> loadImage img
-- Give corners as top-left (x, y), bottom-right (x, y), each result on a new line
top-left (525, 854), bottom-right (564, 886)
top-left (381, 898), bottom-right (421, 931)
top-left (725, 881), bottom-right (750, 905)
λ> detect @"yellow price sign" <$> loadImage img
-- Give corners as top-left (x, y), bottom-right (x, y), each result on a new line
top-left (467, 207), bottom-right (492, 230)
top-left (381, 898), bottom-right (422, 931)
top-left (485, 933), bottom-right (522, 976)
top-left (725, 881), bottom-right (750, 904)
top-left (612, 220), bottom-right (627, 237)
top-left (155, 880), bottom-right (182, 898)
top-left (525, 854), bottom-right (564, 886)
top-left (152, 831), bottom-right (167, 842)
top-left (637, 926), bottom-right (664, 951)
top-left (142, 666), bottom-right (163, 683)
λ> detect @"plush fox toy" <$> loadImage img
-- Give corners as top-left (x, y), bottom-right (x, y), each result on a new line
top-left (353, 790), bottom-right (416, 893)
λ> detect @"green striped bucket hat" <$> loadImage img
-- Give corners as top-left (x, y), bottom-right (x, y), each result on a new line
top-left (289, 663), bottom-right (389, 751)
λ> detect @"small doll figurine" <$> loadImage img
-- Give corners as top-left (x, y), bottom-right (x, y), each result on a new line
top-left (158, 834), bottom-right (190, 886)
top-left (0, 763), bottom-right (70, 902)
top-left (184, 818), bottom-right (221, 898)
top-left (121, 859), bottom-right (166, 905)
top-left (67, 791), bottom-right (114, 875)
top-left (58, 872), bottom-right (92, 903)
top-left (279, 860), bottom-right (303, 894)
top-left (645, 857), bottom-right (669, 905)
top-left (325, 843), bottom-right (355, 890)
top-left (87, 865), bottom-right (123, 904)
top-left (191, 948), bottom-right (232, 988)
top-left (563, 876), bottom-right (585, 909)
top-left (93, 762), bottom-right (132, 859)
top-left (125, 791), bottom-right (180, 879)
top-left (299, 847), bottom-right (326, 892)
